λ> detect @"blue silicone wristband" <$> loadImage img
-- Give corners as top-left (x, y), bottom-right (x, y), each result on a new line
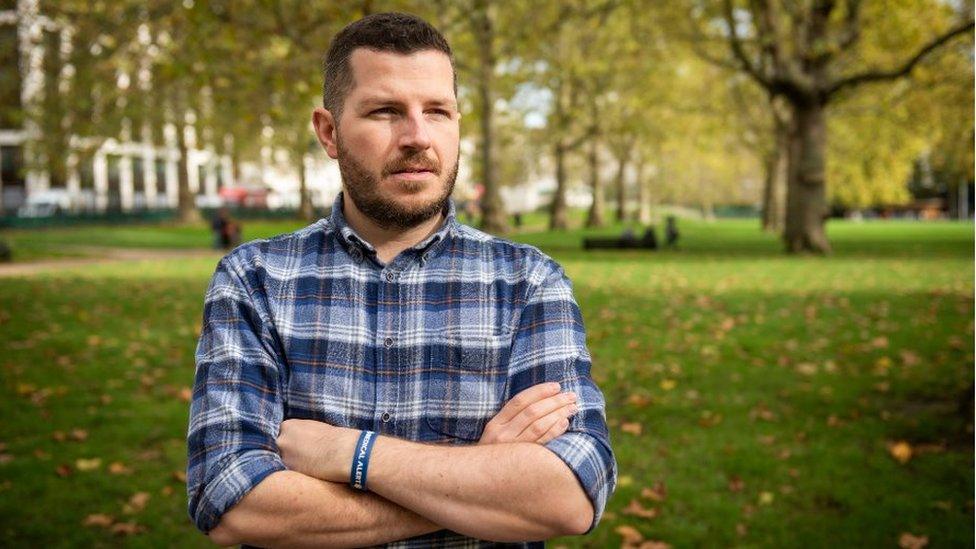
top-left (350, 430), bottom-right (377, 491)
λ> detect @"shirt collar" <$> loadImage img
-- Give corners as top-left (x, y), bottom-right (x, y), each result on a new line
top-left (329, 191), bottom-right (457, 258)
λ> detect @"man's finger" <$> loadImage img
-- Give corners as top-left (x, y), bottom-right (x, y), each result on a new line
top-left (505, 391), bottom-right (576, 436)
top-left (490, 382), bottom-right (561, 424)
top-left (515, 402), bottom-right (577, 441)
top-left (536, 417), bottom-right (571, 445)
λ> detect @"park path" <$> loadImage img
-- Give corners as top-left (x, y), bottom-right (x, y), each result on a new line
top-left (0, 247), bottom-right (221, 277)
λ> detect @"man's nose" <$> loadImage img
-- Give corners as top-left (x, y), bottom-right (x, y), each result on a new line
top-left (398, 111), bottom-right (432, 150)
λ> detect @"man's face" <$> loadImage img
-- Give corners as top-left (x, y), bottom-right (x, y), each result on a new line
top-left (316, 48), bottom-right (460, 230)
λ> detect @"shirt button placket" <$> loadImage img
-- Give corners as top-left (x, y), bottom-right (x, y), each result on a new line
top-left (379, 268), bottom-right (399, 433)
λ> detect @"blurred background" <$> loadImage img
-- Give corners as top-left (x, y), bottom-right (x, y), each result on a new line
top-left (0, 1), bottom-right (972, 547)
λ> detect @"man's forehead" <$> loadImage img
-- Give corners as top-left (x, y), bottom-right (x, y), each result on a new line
top-left (346, 48), bottom-right (455, 97)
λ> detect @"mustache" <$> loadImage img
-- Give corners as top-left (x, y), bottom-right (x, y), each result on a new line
top-left (382, 154), bottom-right (440, 176)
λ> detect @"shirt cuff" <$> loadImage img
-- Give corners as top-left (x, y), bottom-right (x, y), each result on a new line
top-left (190, 450), bottom-right (287, 533)
top-left (544, 431), bottom-right (617, 534)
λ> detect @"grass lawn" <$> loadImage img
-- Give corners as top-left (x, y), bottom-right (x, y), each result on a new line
top-left (0, 217), bottom-right (972, 547)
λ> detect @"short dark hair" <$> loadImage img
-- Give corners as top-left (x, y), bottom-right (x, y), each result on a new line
top-left (322, 12), bottom-right (456, 118)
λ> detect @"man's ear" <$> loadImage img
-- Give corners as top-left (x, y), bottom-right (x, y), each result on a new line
top-left (312, 107), bottom-right (339, 159)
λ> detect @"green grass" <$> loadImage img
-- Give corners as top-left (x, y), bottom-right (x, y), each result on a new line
top-left (0, 217), bottom-right (972, 547)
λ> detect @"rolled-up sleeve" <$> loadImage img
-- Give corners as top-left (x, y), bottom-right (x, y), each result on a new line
top-left (507, 258), bottom-right (617, 533)
top-left (186, 254), bottom-right (288, 533)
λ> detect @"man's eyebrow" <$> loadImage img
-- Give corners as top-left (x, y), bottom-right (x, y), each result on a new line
top-left (358, 96), bottom-right (457, 109)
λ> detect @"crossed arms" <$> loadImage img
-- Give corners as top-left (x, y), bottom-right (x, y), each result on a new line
top-left (207, 384), bottom-right (591, 547)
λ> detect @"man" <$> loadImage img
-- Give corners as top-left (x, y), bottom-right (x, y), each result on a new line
top-left (187, 12), bottom-right (615, 547)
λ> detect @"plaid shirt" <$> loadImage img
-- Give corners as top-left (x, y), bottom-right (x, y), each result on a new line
top-left (187, 193), bottom-right (616, 547)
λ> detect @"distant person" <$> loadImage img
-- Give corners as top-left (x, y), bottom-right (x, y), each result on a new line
top-left (621, 226), bottom-right (636, 245)
top-left (641, 226), bottom-right (658, 250)
top-left (665, 216), bottom-right (680, 249)
top-left (211, 208), bottom-right (241, 250)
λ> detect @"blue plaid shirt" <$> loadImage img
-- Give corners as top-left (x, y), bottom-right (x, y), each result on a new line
top-left (187, 193), bottom-right (616, 547)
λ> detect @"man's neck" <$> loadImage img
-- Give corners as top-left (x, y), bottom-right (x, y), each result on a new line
top-left (342, 193), bottom-right (445, 265)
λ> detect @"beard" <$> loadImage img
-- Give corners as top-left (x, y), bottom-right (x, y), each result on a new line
top-left (336, 137), bottom-right (459, 231)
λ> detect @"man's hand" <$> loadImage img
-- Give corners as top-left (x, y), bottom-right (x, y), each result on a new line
top-left (479, 382), bottom-right (577, 445)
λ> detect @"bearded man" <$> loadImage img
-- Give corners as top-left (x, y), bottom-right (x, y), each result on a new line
top-left (186, 12), bottom-right (616, 548)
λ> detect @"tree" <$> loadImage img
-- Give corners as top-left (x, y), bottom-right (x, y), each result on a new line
top-left (710, 0), bottom-right (973, 252)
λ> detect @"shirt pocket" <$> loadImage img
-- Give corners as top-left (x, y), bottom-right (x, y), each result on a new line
top-left (424, 331), bottom-right (512, 442)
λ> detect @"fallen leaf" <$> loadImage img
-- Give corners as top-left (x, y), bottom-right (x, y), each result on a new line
top-left (122, 492), bottom-right (150, 514)
top-left (795, 363), bottom-right (818, 376)
top-left (75, 458), bottom-right (102, 471)
top-left (641, 481), bottom-right (667, 502)
top-left (900, 350), bottom-right (921, 366)
top-left (898, 532), bottom-right (929, 549)
top-left (69, 429), bottom-right (88, 442)
top-left (615, 525), bottom-right (644, 545)
top-left (627, 393), bottom-right (652, 408)
top-left (622, 499), bottom-right (659, 519)
top-left (728, 476), bottom-right (745, 493)
top-left (0, 454), bottom-right (13, 465)
top-left (889, 441), bottom-right (913, 464)
top-left (172, 470), bottom-right (187, 483)
top-left (55, 464), bottom-right (72, 477)
top-left (83, 514), bottom-right (114, 528)
top-left (736, 523), bottom-right (748, 536)
top-left (639, 542), bottom-right (671, 549)
top-left (621, 422), bottom-right (643, 436)
top-left (178, 387), bottom-right (192, 403)
top-left (108, 462), bottom-right (132, 475)
top-left (758, 491), bottom-right (774, 505)
top-left (617, 475), bottom-right (634, 488)
top-left (659, 379), bottom-right (676, 391)
top-left (110, 521), bottom-right (145, 536)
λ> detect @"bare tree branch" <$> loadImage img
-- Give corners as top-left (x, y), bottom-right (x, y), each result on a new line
top-left (826, 19), bottom-right (974, 98)
top-left (722, 0), bottom-right (772, 88)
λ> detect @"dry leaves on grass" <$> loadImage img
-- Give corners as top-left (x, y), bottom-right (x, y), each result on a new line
top-left (620, 422), bottom-right (643, 436)
top-left (898, 532), bottom-right (929, 549)
top-left (122, 492), bottom-right (150, 514)
top-left (75, 458), bottom-right (102, 472)
top-left (622, 499), bottom-right (659, 519)
top-left (888, 441), bottom-right (913, 464)
top-left (82, 514), bottom-right (114, 528)
top-left (641, 481), bottom-right (667, 502)
top-left (108, 462), bottom-right (132, 475)
top-left (615, 524), bottom-right (671, 548)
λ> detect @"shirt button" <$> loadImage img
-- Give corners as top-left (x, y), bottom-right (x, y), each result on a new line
top-left (381, 412), bottom-right (392, 423)
top-left (384, 337), bottom-right (394, 347)
top-left (385, 271), bottom-right (396, 282)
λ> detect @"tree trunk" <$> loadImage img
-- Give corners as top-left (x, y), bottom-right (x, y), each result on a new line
top-left (176, 121), bottom-right (201, 224)
top-left (473, 0), bottom-right (508, 235)
top-left (635, 157), bottom-right (650, 224)
top-left (761, 99), bottom-right (789, 232)
top-left (783, 101), bottom-right (831, 253)
top-left (614, 144), bottom-right (631, 222)
top-left (585, 134), bottom-right (605, 228)
top-left (549, 143), bottom-right (569, 230)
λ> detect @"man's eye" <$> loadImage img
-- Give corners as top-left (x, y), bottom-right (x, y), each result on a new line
top-left (427, 109), bottom-right (451, 118)
top-left (370, 107), bottom-right (397, 116)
